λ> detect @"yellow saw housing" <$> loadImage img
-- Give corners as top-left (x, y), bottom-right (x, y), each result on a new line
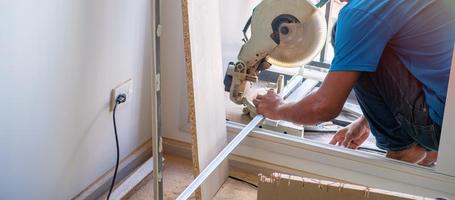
top-left (238, 0), bottom-right (327, 68)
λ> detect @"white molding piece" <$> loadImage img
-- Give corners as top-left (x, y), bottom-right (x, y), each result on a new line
top-left (109, 158), bottom-right (153, 200)
top-left (227, 121), bottom-right (455, 199)
top-left (73, 139), bottom-right (153, 200)
top-left (437, 47), bottom-right (455, 177)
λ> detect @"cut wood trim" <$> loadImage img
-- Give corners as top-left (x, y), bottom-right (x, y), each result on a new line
top-left (229, 154), bottom-right (345, 184)
top-left (181, 0), bottom-right (229, 199)
top-left (72, 139), bottom-right (153, 200)
top-left (257, 173), bottom-right (424, 200)
top-left (110, 157), bottom-right (153, 200)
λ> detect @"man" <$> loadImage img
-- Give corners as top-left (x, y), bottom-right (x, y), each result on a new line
top-left (253, 0), bottom-right (455, 166)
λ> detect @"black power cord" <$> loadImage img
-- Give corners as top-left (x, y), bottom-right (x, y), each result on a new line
top-left (106, 94), bottom-right (127, 200)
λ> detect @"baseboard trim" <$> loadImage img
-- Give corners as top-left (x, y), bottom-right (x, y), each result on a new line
top-left (73, 138), bottom-right (153, 200)
top-left (163, 137), bottom-right (192, 159)
top-left (110, 157), bottom-right (154, 199)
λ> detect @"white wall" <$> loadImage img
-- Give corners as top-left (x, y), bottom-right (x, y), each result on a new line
top-left (219, 0), bottom-right (261, 75)
top-left (161, 0), bottom-right (191, 142)
top-left (0, 0), bottom-right (153, 199)
top-left (160, 0), bottom-right (259, 143)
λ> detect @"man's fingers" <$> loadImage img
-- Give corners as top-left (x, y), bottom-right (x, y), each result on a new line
top-left (252, 99), bottom-right (261, 107)
top-left (329, 135), bottom-right (338, 145)
top-left (330, 127), bottom-right (348, 145)
top-left (348, 143), bottom-right (358, 149)
top-left (329, 133), bottom-right (344, 145)
top-left (256, 94), bottom-right (264, 99)
top-left (342, 134), bottom-right (353, 147)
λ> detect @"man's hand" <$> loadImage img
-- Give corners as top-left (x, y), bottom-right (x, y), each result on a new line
top-left (251, 71), bottom-right (360, 125)
top-left (252, 89), bottom-right (284, 120)
top-left (329, 116), bottom-right (370, 149)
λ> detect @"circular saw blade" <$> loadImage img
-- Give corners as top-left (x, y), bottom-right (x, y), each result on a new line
top-left (266, 12), bottom-right (327, 68)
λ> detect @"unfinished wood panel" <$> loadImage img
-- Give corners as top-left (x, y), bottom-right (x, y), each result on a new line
top-left (437, 47), bottom-right (455, 177)
top-left (181, 0), bottom-right (229, 199)
top-left (257, 173), bottom-right (426, 200)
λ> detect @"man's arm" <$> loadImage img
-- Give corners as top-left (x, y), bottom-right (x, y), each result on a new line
top-left (253, 71), bottom-right (361, 125)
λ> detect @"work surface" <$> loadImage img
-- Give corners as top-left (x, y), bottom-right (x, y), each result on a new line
top-left (224, 92), bottom-right (381, 153)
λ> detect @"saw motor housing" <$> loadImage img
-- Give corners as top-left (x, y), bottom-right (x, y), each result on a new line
top-left (226, 0), bottom-right (327, 107)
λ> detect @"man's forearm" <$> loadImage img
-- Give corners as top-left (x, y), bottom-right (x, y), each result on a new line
top-left (277, 91), bottom-right (341, 125)
top-left (255, 71), bottom-right (360, 125)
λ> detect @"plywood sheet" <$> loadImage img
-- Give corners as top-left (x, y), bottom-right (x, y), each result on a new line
top-left (181, 0), bottom-right (229, 199)
top-left (257, 173), bottom-right (424, 200)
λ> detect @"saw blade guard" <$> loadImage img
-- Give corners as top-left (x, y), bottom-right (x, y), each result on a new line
top-left (238, 0), bottom-right (327, 68)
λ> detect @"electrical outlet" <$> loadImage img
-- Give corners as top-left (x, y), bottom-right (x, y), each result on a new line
top-left (110, 79), bottom-right (133, 111)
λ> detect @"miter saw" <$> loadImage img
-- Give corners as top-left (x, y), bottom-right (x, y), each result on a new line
top-left (224, 0), bottom-right (362, 136)
top-left (225, 0), bottom-right (327, 108)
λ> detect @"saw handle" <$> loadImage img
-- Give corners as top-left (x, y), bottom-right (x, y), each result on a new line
top-left (243, 75), bottom-right (284, 118)
top-left (315, 0), bottom-right (330, 8)
top-left (242, 16), bottom-right (252, 42)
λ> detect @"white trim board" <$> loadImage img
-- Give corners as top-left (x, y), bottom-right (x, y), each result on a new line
top-left (227, 121), bottom-right (455, 199)
top-left (73, 139), bottom-right (153, 200)
top-left (437, 47), bottom-right (455, 177)
top-left (109, 158), bottom-right (153, 200)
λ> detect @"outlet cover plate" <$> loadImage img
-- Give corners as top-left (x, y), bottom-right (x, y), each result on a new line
top-left (110, 79), bottom-right (133, 111)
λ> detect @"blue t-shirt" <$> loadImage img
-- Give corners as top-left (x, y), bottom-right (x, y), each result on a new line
top-left (331, 0), bottom-right (455, 126)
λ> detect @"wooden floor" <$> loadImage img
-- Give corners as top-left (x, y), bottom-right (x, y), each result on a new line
top-left (125, 153), bottom-right (257, 200)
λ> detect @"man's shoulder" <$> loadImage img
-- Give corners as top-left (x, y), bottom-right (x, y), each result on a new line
top-left (339, 0), bottom-right (452, 31)
top-left (342, 0), bottom-right (394, 12)
top-left (339, 0), bottom-right (392, 23)
top-left (343, 0), bottom-right (450, 14)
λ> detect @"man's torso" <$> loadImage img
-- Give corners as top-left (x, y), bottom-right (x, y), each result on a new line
top-left (334, 0), bottom-right (455, 125)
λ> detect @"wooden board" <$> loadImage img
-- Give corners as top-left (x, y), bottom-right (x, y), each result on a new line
top-left (181, 0), bottom-right (229, 199)
top-left (257, 173), bottom-right (427, 200)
